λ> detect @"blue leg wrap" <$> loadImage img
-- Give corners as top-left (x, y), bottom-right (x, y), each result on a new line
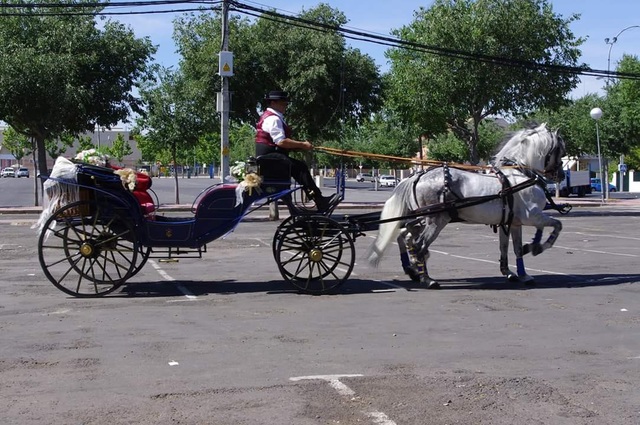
top-left (532, 230), bottom-right (542, 244)
top-left (516, 258), bottom-right (525, 276)
top-left (400, 252), bottom-right (410, 268)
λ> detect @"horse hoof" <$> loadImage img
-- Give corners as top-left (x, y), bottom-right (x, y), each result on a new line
top-left (505, 272), bottom-right (519, 282)
top-left (426, 280), bottom-right (440, 289)
top-left (532, 245), bottom-right (543, 256)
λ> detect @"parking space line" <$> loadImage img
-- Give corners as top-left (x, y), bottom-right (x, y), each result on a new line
top-left (290, 374), bottom-right (397, 425)
top-left (149, 260), bottom-right (197, 300)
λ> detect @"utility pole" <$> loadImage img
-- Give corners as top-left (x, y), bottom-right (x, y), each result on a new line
top-left (219, 0), bottom-right (233, 182)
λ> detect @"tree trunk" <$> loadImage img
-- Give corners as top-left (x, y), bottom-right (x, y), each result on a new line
top-left (172, 147), bottom-right (180, 204)
top-left (468, 119), bottom-right (481, 165)
top-left (32, 143), bottom-right (40, 207)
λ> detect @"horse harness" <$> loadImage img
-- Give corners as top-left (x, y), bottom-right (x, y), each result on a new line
top-left (407, 162), bottom-right (545, 235)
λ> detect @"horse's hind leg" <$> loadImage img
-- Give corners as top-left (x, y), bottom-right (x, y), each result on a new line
top-left (398, 228), bottom-right (420, 282)
top-left (413, 214), bottom-right (450, 289)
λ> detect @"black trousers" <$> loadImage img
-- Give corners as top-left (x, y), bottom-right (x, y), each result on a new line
top-left (257, 151), bottom-right (322, 196)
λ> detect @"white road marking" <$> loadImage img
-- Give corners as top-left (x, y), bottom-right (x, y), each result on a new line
top-left (290, 374), bottom-right (398, 425)
top-left (427, 249), bottom-right (572, 276)
top-left (149, 260), bottom-right (198, 300)
top-left (252, 238), bottom-right (272, 247)
top-left (43, 308), bottom-right (71, 316)
top-left (552, 244), bottom-right (638, 257)
top-left (573, 231), bottom-right (640, 241)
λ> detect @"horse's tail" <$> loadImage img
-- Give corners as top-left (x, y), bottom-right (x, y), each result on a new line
top-left (367, 179), bottom-right (412, 267)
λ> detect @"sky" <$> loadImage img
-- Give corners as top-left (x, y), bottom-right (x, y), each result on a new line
top-left (105, 0), bottom-right (640, 98)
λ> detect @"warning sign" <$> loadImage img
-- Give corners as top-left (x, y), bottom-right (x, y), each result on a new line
top-left (219, 51), bottom-right (234, 76)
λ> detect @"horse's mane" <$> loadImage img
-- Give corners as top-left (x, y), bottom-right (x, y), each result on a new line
top-left (492, 123), bottom-right (558, 170)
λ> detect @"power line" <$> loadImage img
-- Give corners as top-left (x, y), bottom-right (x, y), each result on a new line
top-left (230, 0), bottom-right (640, 82)
top-left (3, 0), bottom-right (640, 81)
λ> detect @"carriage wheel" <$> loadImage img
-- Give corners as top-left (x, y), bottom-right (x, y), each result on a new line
top-left (130, 245), bottom-right (151, 278)
top-left (38, 200), bottom-right (139, 297)
top-left (273, 216), bottom-right (347, 282)
top-left (274, 216), bottom-right (355, 294)
top-left (272, 215), bottom-right (296, 259)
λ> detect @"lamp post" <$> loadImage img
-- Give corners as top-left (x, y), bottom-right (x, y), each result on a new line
top-left (605, 25), bottom-right (640, 86)
top-left (590, 107), bottom-right (605, 203)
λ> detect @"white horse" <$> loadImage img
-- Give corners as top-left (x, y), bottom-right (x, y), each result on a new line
top-left (367, 123), bottom-right (566, 288)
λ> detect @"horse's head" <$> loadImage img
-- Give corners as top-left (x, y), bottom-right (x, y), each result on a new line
top-left (542, 128), bottom-right (566, 182)
top-left (493, 123), bottom-right (566, 181)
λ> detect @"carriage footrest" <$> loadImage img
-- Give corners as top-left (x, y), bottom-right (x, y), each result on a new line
top-left (149, 245), bottom-right (207, 260)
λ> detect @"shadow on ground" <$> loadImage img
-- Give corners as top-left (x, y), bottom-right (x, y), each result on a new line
top-left (113, 273), bottom-right (640, 298)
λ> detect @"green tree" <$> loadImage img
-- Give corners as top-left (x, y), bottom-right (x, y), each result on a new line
top-left (77, 135), bottom-right (96, 152)
top-left (2, 126), bottom-right (32, 164)
top-left (385, 0), bottom-right (584, 164)
top-left (0, 0), bottom-right (155, 178)
top-left (107, 133), bottom-right (133, 165)
top-left (518, 94), bottom-right (604, 157)
top-left (427, 121), bottom-right (505, 163)
top-left (602, 55), bottom-right (640, 162)
top-left (136, 68), bottom-right (205, 203)
top-left (173, 4), bottom-right (382, 142)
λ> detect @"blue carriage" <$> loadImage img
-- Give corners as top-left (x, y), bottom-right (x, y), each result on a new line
top-left (36, 156), bottom-right (355, 297)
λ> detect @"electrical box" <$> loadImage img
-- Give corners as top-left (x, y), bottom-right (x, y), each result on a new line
top-left (218, 51), bottom-right (234, 76)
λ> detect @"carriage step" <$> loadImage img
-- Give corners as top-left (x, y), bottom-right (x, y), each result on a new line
top-left (149, 245), bottom-right (207, 260)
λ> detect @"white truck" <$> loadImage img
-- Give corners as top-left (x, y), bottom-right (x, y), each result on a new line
top-left (547, 158), bottom-right (592, 197)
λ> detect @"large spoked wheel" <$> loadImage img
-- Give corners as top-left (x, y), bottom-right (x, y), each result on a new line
top-left (38, 200), bottom-right (139, 297)
top-left (274, 216), bottom-right (355, 294)
top-left (131, 245), bottom-right (151, 278)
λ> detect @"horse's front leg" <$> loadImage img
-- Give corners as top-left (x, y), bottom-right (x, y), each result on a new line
top-left (522, 216), bottom-right (563, 257)
top-left (511, 225), bottom-right (534, 284)
top-left (499, 226), bottom-right (518, 282)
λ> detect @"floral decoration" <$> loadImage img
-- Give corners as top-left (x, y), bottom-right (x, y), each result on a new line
top-left (230, 161), bottom-right (246, 182)
top-left (74, 149), bottom-right (109, 167)
top-left (113, 168), bottom-right (137, 191)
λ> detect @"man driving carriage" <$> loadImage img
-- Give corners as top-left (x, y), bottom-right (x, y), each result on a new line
top-left (255, 90), bottom-right (338, 212)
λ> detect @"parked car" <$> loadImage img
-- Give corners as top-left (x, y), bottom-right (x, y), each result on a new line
top-left (356, 172), bottom-right (375, 182)
top-left (379, 175), bottom-right (399, 187)
top-left (16, 167), bottom-right (29, 178)
top-left (590, 178), bottom-right (617, 192)
top-left (2, 167), bottom-right (16, 178)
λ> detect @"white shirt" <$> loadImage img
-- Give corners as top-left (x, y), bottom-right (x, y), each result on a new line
top-left (261, 107), bottom-right (287, 145)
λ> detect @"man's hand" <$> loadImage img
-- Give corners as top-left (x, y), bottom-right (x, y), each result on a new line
top-left (279, 138), bottom-right (313, 151)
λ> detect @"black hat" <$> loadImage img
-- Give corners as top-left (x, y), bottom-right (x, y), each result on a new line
top-left (264, 90), bottom-right (290, 102)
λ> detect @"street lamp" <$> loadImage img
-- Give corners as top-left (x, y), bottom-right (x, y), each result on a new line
top-left (590, 107), bottom-right (605, 203)
top-left (605, 25), bottom-right (640, 86)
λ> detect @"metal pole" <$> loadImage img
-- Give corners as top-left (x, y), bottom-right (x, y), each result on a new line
top-left (220, 0), bottom-right (230, 182)
top-left (605, 25), bottom-right (640, 86)
top-left (595, 121), bottom-right (605, 204)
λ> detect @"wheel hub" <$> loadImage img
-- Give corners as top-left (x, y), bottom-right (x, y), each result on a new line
top-left (79, 241), bottom-right (98, 258)
top-left (79, 242), bottom-right (93, 257)
top-left (309, 248), bottom-right (323, 262)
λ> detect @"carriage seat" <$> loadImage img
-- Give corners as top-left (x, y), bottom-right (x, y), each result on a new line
top-left (110, 165), bottom-right (157, 219)
top-left (256, 155), bottom-right (292, 193)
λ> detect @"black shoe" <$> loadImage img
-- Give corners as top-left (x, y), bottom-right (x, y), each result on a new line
top-left (315, 193), bottom-right (339, 212)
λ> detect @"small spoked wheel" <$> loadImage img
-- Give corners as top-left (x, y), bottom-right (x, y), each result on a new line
top-left (38, 200), bottom-right (139, 297)
top-left (273, 215), bottom-right (355, 294)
